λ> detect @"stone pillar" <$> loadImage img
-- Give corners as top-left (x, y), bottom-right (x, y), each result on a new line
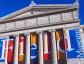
top-left (51, 30), bottom-right (58, 64)
top-left (14, 35), bottom-right (19, 64)
top-left (38, 32), bottom-right (44, 64)
top-left (25, 33), bottom-right (30, 64)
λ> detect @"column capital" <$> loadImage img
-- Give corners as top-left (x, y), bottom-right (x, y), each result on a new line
top-left (49, 30), bottom-right (56, 32)
top-left (14, 34), bottom-right (19, 37)
top-left (25, 33), bottom-right (30, 35)
top-left (36, 31), bottom-right (43, 34)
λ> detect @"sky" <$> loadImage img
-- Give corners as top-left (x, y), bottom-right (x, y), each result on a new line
top-left (0, 0), bottom-right (83, 25)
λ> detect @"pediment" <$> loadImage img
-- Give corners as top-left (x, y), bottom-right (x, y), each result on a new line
top-left (0, 0), bottom-right (79, 22)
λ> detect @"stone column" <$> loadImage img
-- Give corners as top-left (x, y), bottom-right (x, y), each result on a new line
top-left (38, 32), bottom-right (44, 64)
top-left (14, 35), bottom-right (19, 64)
top-left (51, 30), bottom-right (58, 64)
top-left (25, 33), bottom-right (30, 64)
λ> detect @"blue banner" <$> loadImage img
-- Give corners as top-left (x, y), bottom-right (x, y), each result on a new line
top-left (66, 28), bottom-right (84, 58)
top-left (0, 38), bottom-right (7, 62)
top-left (30, 33), bottom-right (38, 64)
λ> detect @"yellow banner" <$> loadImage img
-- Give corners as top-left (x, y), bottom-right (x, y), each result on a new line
top-left (18, 55), bottom-right (24, 62)
top-left (31, 34), bottom-right (37, 44)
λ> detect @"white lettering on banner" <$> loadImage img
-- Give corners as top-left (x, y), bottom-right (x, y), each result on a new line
top-left (75, 29), bottom-right (84, 58)
top-left (66, 31), bottom-right (74, 52)
top-left (44, 34), bottom-right (48, 54)
top-left (21, 37), bottom-right (24, 39)
top-left (31, 56), bottom-right (37, 59)
top-left (0, 40), bottom-right (6, 60)
top-left (9, 39), bottom-right (14, 41)
top-left (8, 39), bottom-right (14, 51)
top-left (31, 44), bottom-right (37, 59)
top-left (19, 42), bottom-right (24, 55)
top-left (9, 46), bottom-right (13, 51)
top-left (57, 38), bottom-right (65, 53)
top-left (31, 44), bottom-right (37, 50)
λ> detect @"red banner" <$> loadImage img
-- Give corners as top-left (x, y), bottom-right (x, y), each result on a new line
top-left (7, 36), bottom-right (15, 63)
top-left (18, 35), bottom-right (25, 63)
top-left (56, 29), bottom-right (67, 64)
top-left (43, 32), bottom-right (52, 64)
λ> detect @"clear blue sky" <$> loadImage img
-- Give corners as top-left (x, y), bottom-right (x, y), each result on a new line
top-left (0, 0), bottom-right (83, 25)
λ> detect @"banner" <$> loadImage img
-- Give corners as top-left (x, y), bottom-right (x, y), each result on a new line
top-left (18, 34), bottom-right (26, 64)
top-left (64, 28), bottom-right (84, 58)
top-left (30, 33), bottom-right (38, 64)
top-left (0, 38), bottom-right (7, 62)
top-left (43, 32), bottom-right (52, 64)
top-left (55, 29), bottom-right (66, 64)
top-left (7, 36), bottom-right (15, 63)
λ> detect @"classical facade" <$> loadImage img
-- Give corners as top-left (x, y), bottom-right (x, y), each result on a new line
top-left (0, 1), bottom-right (84, 64)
